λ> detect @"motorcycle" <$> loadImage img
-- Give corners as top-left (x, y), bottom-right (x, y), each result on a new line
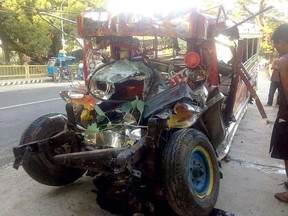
top-left (53, 62), bottom-right (75, 83)
top-left (51, 56), bottom-right (76, 83)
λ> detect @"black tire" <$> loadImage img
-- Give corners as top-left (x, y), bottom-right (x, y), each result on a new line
top-left (19, 113), bottom-right (85, 186)
top-left (53, 71), bottom-right (62, 83)
top-left (162, 129), bottom-right (220, 216)
top-left (68, 72), bottom-right (75, 82)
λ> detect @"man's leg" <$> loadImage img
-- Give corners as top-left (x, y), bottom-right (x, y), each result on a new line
top-left (267, 81), bottom-right (278, 105)
top-left (276, 83), bottom-right (280, 105)
top-left (283, 160), bottom-right (288, 188)
top-left (285, 160), bottom-right (288, 179)
top-left (275, 160), bottom-right (288, 203)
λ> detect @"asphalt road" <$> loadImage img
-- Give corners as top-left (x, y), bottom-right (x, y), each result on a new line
top-left (0, 71), bottom-right (287, 216)
top-left (0, 80), bottom-right (82, 167)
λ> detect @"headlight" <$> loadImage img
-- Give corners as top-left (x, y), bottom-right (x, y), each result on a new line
top-left (89, 80), bottom-right (115, 102)
top-left (59, 90), bottom-right (85, 103)
top-left (167, 102), bottom-right (200, 129)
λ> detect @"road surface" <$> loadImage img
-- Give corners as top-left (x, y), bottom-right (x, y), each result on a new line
top-left (0, 81), bottom-right (81, 167)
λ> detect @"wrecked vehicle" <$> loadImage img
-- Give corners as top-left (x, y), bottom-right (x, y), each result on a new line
top-left (13, 5), bottom-right (267, 216)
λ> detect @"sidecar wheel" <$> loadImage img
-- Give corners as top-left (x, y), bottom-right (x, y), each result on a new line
top-left (53, 71), bottom-right (62, 83)
top-left (19, 113), bottom-right (85, 186)
top-left (162, 129), bottom-right (220, 216)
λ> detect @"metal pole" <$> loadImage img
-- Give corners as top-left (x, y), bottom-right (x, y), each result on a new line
top-left (60, 0), bottom-right (65, 52)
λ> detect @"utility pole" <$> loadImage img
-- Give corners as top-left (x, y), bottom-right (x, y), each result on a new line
top-left (0, 0), bottom-right (5, 63)
top-left (60, 0), bottom-right (66, 53)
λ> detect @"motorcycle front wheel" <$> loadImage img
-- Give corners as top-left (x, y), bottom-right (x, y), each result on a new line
top-left (53, 71), bottom-right (62, 83)
top-left (162, 128), bottom-right (220, 216)
top-left (19, 113), bottom-right (86, 186)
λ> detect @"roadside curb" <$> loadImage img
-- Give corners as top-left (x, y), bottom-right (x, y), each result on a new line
top-left (0, 78), bottom-right (51, 86)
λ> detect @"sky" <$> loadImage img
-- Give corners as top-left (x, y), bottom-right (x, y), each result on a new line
top-left (106, 0), bottom-right (236, 14)
top-left (107, 0), bottom-right (198, 13)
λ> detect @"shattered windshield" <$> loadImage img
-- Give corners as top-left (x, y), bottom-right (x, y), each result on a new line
top-left (91, 59), bottom-right (153, 83)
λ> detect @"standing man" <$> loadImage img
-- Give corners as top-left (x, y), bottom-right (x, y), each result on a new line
top-left (269, 24), bottom-right (288, 203)
top-left (266, 59), bottom-right (280, 106)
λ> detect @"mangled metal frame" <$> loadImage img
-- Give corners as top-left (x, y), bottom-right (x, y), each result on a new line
top-left (14, 5), bottom-right (270, 172)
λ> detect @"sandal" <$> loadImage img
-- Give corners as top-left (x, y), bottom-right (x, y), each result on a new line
top-left (275, 192), bottom-right (288, 203)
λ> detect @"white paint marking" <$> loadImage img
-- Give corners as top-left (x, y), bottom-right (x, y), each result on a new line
top-left (0, 98), bottom-right (61, 110)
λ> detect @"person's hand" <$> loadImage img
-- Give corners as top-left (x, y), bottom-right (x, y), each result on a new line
top-left (266, 119), bottom-right (274, 125)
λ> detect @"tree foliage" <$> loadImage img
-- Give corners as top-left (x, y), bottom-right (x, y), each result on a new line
top-left (232, 0), bottom-right (286, 59)
top-left (202, 0), bottom-right (287, 59)
top-left (0, 0), bottom-right (105, 64)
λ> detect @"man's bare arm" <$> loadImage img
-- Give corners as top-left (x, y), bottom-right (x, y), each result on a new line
top-left (279, 56), bottom-right (288, 103)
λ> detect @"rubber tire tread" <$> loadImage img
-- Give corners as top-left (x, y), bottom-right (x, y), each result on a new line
top-left (20, 113), bottom-right (85, 186)
top-left (53, 72), bottom-right (62, 83)
top-left (68, 72), bottom-right (74, 82)
top-left (162, 128), bottom-right (220, 216)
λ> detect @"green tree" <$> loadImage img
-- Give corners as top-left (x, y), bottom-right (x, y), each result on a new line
top-left (202, 0), bottom-right (287, 60)
top-left (0, 0), bottom-right (105, 64)
top-left (233, 0), bottom-right (286, 59)
top-left (0, 0), bottom-right (54, 63)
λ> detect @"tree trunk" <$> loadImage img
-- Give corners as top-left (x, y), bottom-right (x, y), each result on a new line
top-left (1, 38), bottom-right (11, 63)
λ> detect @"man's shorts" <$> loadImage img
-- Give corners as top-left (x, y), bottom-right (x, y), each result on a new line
top-left (270, 117), bottom-right (288, 160)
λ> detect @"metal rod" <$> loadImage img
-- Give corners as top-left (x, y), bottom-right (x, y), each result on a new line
top-left (38, 11), bottom-right (76, 24)
top-left (52, 148), bottom-right (126, 165)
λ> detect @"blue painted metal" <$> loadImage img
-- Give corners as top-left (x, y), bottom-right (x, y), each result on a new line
top-left (189, 149), bottom-right (210, 196)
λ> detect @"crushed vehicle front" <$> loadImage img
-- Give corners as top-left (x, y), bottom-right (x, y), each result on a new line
top-left (13, 4), bottom-right (269, 216)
